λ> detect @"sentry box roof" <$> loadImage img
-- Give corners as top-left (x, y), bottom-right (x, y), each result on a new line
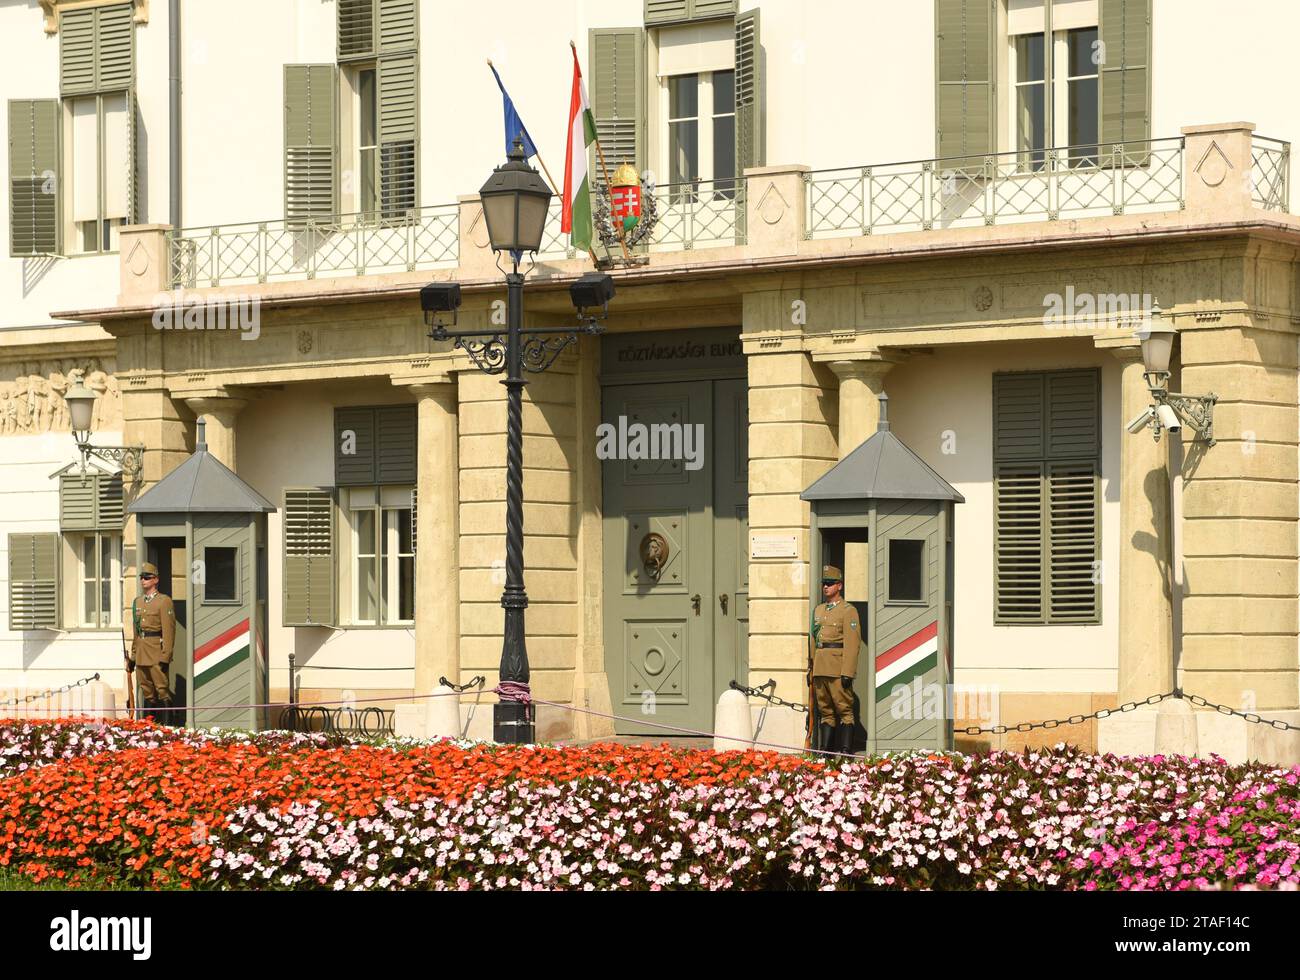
top-left (127, 418), bottom-right (275, 515)
top-left (801, 394), bottom-right (965, 504)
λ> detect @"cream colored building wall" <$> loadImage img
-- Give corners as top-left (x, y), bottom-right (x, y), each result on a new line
top-left (884, 339), bottom-right (1123, 695)
top-left (234, 382), bottom-right (418, 697)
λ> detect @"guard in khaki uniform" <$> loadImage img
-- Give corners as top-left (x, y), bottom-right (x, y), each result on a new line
top-left (809, 565), bottom-right (862, 755)
top-left (130, 563), bottom-right (176, 723)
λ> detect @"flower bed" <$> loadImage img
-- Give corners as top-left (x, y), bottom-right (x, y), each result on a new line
top-left (1, 719), bottom-right (1297, 890)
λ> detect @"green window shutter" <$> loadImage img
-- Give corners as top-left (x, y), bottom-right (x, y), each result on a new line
top-left (125, 88), bottom-right (139, 224)
top-left (692, 0), bottom-right (739, 19)
top-left (735, 9), bottom-right (764, 173)
top-left (60, 7), bottom-right (96, 96)
top-left (1099, 0), bottom-right (1151, 150)
top-left (993, 370), bottom-right (1101, 626)
top-left (378, 54), bottom-right (418, 218)
top-left (97, 473), bottom-right (124, 530)
top-left (8, 99), bottom-right (62, 257)
top-left (284, 65), bottom-right (339, 223)
top-left (589, 28), bottom-right (645, 184)
top-left (335, 406), bottom-right (377, 486)
top-left (8, 533), bottom-right (59, 631)
top-left (338, 0), bottom-right (376, 61)
top-left (95, 2), bottom-right (135, 91)
top-left (283, 488), bottom-right (336, 627)
top-left (378, 0), bottom-right (417, 53)
top-left (935, 0), bottom-right (994, 169)
top-left (645, 0), bottom-right (691, 25)
top-left (375, 405), bottom-right (417, 484)
top-left (994, 461), bottom-right (1044, 624)
top-left (410, 488), bottom-right (417, 554)
top-left (59, 475), bottom-right (98, 530)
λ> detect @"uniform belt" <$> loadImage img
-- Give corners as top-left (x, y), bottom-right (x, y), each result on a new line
top-left (817, 643), bottom-right (843, 649)
top-left (139, 630), bottom-right (163, 637)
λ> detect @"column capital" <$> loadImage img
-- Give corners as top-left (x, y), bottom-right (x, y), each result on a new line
top-left (182, 393), bottom-right (250, 418)
top-left (826, 357), bottom-right (900, 386)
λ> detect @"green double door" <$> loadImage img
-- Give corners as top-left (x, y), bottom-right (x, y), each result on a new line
top-left (602, 379), bottom-right (749, 735)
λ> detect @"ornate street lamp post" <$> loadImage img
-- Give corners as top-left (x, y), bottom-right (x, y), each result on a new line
top-left (422, 138), bottom-right (615, 743)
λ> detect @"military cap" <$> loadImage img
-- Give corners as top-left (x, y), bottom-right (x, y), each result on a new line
top-left (139, 562), bottom-right (159, 576)
top-left (821, 565), bottom-right (843, 583)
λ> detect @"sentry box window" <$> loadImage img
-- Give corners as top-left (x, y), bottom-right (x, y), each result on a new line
top-left (203, 546), bottom-right (239, 604)
top-left (887, 539), bottom-right (926, 604)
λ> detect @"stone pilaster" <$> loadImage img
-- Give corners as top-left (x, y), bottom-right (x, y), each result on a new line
top-left (1110, 345), bottom-right (1174, 703)
top-left (183, 394), bottom-right (248, 469)
top-left (827, 357), bottom-right (898, 458)
top-left (410, 382), bottom-right (461, 696)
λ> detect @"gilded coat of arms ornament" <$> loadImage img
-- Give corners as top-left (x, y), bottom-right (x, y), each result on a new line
top-left (638, 532), bottom-right (670, 581)
top-left (593, 164), bottom-right (659, 268)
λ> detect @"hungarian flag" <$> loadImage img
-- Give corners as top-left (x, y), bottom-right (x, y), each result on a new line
top-left (562, 45), bottom-right (597, 253)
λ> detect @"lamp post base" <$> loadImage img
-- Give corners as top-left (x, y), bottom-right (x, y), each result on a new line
top-left (493, 700), bottom-right (536, 744)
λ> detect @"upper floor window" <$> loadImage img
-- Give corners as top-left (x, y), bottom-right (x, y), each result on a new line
top-left (1009, 0), bottom-right (1099, 168)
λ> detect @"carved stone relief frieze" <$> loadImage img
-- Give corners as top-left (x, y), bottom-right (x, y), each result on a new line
top-left (0, 358), bottom-right (121, 435)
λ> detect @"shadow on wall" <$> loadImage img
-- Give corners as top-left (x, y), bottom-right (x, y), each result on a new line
top-left (21, 629), bottom-right (60, 671)
top-left (22, 256), bottom-right (58, 298)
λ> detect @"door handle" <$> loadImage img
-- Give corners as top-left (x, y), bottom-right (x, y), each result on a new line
top-left (691, 594), bottom-right (702, 616)
top-left (719, 593), bottom-right (729, 615)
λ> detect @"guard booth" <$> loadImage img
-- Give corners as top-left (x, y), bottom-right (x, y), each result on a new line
top-left (127, 418), bottom-right (274, 730)
top-left (801, 395), bottom-right (963, 754)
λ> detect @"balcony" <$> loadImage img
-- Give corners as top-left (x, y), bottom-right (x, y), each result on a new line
top-left (148, 124), bottom-right (1290, 294)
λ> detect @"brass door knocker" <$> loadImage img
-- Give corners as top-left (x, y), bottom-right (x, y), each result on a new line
top-left (639, 532), bottom-right (670, 580)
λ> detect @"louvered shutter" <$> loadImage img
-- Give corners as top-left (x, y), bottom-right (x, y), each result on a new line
top-left (7, 99), bottom-right (61, 257)
top-left (283, 489), bottom-right (336, 627)
top-left (284, 65), bottom-right (338, 223)
top-left (8, 533), bottom-right (59, 631)
top-left (378, 0), bottom-right (417, 53)
top-left (410, 488), bottom-right (417, 554)
top-left (645, 0), bottom-right (736, 24)
top-left (95, 3), bottom-right (134, 91)
top-left (124, 88), bottom-right (139, 224)
top-left (589, 28), bottom-right (645, 191)
top-left (338, 0), bottom-right (375, 61)
top-left (993, 370), bottom-right (1100, 626)
top-left (735, 9), bottom-right (763, 173)
top-left (1099, 0), bottom-right (1151, 153)
top-left (97, 473), bottom-right (124, 530)
top-left (335, 407), bottom-right (377, 486)
top-left (935, 0), bottom-right (994, 170)
top-left (375, 405), bottom-right (417, 484)
top-left (378, 54), bottom-right (418, 219)
top-left (60, 475), bottom-right (98, 530)
top-left (59, 7), bottom-right (96, 95)
top-left (994, 461), bottom-right (1044, 624)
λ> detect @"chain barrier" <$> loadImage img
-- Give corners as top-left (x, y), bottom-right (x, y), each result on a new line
top-left (439, 675), bottom-right (486, 694)
top-left (729, 678), bottom-right (808, 714)
top-left (0, 673), bottom-right (101, 709)
top-left (1183, 691), bottom-right (1300, 732)
top-left (956, 691), bottom-right (1175, 736)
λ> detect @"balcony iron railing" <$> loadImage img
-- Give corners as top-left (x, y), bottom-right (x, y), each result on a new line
top-left (1251, 135), bottom-right (1291, 213)
top-left (167, 204), bottom-right (460, 289)
top-left (805, 137), bottom-right (1186, 240)
top-left (651, 177), bottom-right (746, 251)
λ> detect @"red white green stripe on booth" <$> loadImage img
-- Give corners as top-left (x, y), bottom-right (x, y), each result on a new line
top-left (874, 621), bottom-right (939, 701)
top-left (194, 619), bottom-right (250, 690)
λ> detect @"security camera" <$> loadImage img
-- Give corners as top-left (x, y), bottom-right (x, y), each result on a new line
top-left (1126, 407), bottom-right (1157, 434)
top-left (1156, 403), bottom-right (1182, 434)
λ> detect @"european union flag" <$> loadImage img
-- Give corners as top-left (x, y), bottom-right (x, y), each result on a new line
top-left (489, 62), bottom-right (538, 160)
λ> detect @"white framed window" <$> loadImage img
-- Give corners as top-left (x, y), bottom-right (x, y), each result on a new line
top-left (67, 93), bottom-right (129, 254)
top-left (1007, 0), bottom-right (1100, 169)
top-left (77, 532), bottom-right (122, 628)
top-left (346, 485), bottom-right (413, 626)
top-left (663, 69), bottom-right (736, 197)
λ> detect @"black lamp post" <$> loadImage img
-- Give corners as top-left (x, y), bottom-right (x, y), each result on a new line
top-left (423, 138), bottom-right (615, 744)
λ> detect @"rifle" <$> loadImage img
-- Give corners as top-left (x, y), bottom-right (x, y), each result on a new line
top-left (806, 613), bottom-right (820, 751)
top-left (119, 619), bottom-right (135, 721)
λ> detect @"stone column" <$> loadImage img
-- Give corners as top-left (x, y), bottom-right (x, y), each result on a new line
top-left (1112, 346), bottom-right (1174, 702)
top-left (183, 395), bottom-right (248, 469)
top-left (410, 381), bottom-right (460, 695)
top-left (828, 359), bottom-right (896, 458)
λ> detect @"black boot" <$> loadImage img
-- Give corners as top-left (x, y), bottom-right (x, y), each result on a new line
top-left (835, 724), bottom-right (855, 757)
top-left (818, 723), bottom-right (837, 752)
top-left (157, 698), bottom-right (176, 727)
top-left (141, 697), bottom-right (157, 723)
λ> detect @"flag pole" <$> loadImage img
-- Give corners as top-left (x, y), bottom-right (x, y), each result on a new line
top-left (487, 59), bottom-right (561, 197)
top-left (571, 40), bottom-right (629, 261)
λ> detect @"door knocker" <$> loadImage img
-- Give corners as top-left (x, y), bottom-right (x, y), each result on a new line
top-left (639, 532), bottom-right (670, 580)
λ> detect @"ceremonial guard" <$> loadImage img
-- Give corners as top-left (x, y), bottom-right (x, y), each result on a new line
top-left (808, 565), bottom-right (862, 754)
top-left (130, 563), bottom-right (177, 723)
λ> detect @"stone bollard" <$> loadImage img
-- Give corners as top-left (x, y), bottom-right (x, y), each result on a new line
top-left (1154, 698), bottom-right (1198, 757)
top-left (425, 685), bottom-right (461, 740)
top-left (713, 688), bottom-right (754, 752)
